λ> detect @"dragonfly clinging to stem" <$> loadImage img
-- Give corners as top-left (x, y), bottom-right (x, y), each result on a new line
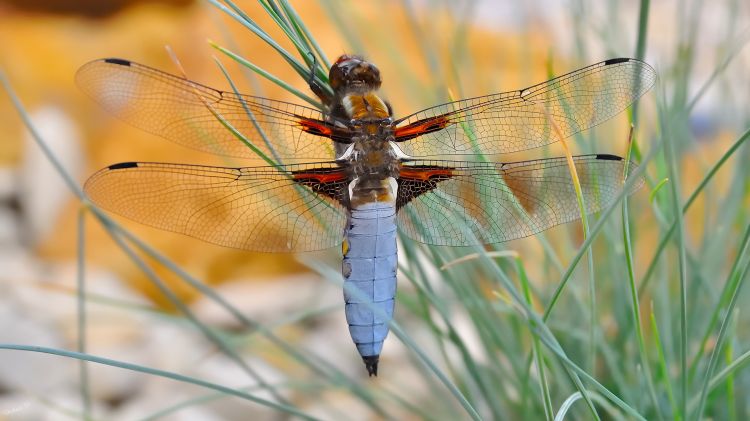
top-left (77, 54), bottom-right (655, 376)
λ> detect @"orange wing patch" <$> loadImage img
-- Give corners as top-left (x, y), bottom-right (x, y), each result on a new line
top-left (394, 115), bottom-right (452, 141)
top-left (293, 170), bottom-right (347, 184)
top-left (297, 117), bottom-right (334, 136)
top-left (296, 117), bottom-right (355, 144)
top-left (399, 166), bottom-right (454, 181)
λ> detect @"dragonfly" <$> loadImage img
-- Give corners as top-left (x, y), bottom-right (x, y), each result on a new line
top-left (77, 54), bottom-right (655, 376)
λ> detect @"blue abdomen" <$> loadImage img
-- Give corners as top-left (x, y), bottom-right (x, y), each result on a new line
top-left (342, 184), bottom-right (398, 376)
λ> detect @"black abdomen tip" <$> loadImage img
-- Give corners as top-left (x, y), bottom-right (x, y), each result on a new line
top-left (362, 355), bottom-right (379, 377)
top-left (104, 58), bottom-right (132, 66)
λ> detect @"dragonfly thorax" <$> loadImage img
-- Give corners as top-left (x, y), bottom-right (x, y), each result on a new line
top-left (335, 86), bottom-right (399, 179)
top-left (341, 92), bottom-right (390, 121)
top-left (341, 132), bottom-right (400, 179)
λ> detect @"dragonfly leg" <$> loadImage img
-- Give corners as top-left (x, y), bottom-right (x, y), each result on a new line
top-left (306, 52), bottom-right (333, 107)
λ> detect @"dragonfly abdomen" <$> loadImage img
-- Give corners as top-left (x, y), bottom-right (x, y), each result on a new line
top-left (342, 178), bottom-right (398, 377)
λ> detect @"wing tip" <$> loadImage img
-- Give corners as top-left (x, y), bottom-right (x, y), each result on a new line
top-left (604, 57), bottom-right (631, 65)
top-left (107, 162), bottom-right (139, 170)
top-left (103, 58), bottom-right (132, 67)
top-left (595, 154), bottom-right (623, 161)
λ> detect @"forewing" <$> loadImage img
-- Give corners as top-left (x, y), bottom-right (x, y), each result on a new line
top-left (397, 154), bottom-right (641, 246)
top-left (76, 58), bottom-right (343, 163)
top-left (84, 162), bottom-right (348, 252)
top-left (394, 58), bottom-right (655, 158)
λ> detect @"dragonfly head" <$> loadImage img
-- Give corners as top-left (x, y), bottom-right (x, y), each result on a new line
top-left (329, 54), bottom-right (382, 94)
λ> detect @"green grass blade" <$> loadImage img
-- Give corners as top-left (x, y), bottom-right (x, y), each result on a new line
top-left (689, 209), bottom-right (750, 380)
top-left (651, 309), bottom-right (679, 418)
top-left (693, 224), bottom-right (750, 418)
top-left (76, 209), bottom-right (92, 420)
top-left (543, 137), bottom-right (660, 321)
top-left (724, 316), bottom-right (737, 421)
top-left (97, 217), bottom-right (291, 407)
top-left (547, 58), bottom-right (598, 369)
top-left (622, 129), bottom-right (663, 420)
top-left (246, 0), bottom-right (319, 68)
top-left (0, 71), bottom-right (84, 198)
top-left (706, 348), bottom-right (750, 394)
top-left (278, 0), bottom-right (331, 69)
top-left (553, 391), bottom-right (630, 421)
top-left (211, 42), bottom-right (322, 108)
top-left (517, 257), bottom-right (554, 420)
top-left (476, 251), bottom-right (641, 420)
top-left (686, 31), bottom-right (750, 114)
top-left (659, 98), bottom-right (689, 420)
top-left (649, 178), bottom-right (669, 203)
top-left (638, 127), bottom-right (750, 298)
top-left (206, 0), bottom-right (313, 80)
top-left (0, 345), bottom-right (320, 420)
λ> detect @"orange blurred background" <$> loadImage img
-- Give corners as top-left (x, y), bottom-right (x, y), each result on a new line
top-left (3, 1), bottom-right (750, 419)
top-left (0, 0), bottom-right (566, 305)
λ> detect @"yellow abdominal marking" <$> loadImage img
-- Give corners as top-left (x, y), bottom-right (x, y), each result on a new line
top-left (342, 238), bottom-right (350, 255)
top-left (376, 189), bottom-right (395, 201)
top-left (350, 178), bottom-right (397, 207)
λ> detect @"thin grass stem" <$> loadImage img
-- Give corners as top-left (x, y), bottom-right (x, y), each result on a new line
top-left (650, 308), bottom-right (679, 418)
top-left (638, 127), bottom-right (750, 298)
top-left (621, 127), bottom-right (663, 420)
top-left (0, 345), bottom-right (319, 420)
top-left (517, 258), bottom-right (555, 421)
top-left (76, 208), bottom-right (92, 420)
top-left (210, 42), bottom-right (322, 108)
top-left (693, 224), bottom-right (750, 419)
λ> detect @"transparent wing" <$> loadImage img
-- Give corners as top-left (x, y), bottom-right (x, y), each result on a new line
top-left (76, 58), bottom-right (342, 163)
top-left (394, 58), bottom-right (655, 158)
top-left (84, 162), bottom-right (348, 252)
top-left (397, 154), bottom-right (641, 246)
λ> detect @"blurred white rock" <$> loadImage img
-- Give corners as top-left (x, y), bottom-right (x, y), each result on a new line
top-left (192, 354), bottom-right (284, 420)
top-left (0, 207), bottom-right (19, 245)
top-left (191, 274), bottom-right (337, 327)
top-left (19, 105), bottom-right (83, 247)
top-left (0, 389), bottom-right (88, 421)
top-left (0, 300), bottom-right (69, 392)
top-left (0, 167), bottom-right (15, 199)
top-left (114, 391), bottom-right (227, 421)
top-left (299, 310), bottom-right (359, 377)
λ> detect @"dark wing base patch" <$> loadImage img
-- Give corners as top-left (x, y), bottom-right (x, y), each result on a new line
top-left (397, 164), bottom-right (455, 209)
top-left (292, 166), bottom-right (348, 205)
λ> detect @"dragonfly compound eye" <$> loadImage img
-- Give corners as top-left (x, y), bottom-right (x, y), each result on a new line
top-left (329, 55), bottom-right (381, 92)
